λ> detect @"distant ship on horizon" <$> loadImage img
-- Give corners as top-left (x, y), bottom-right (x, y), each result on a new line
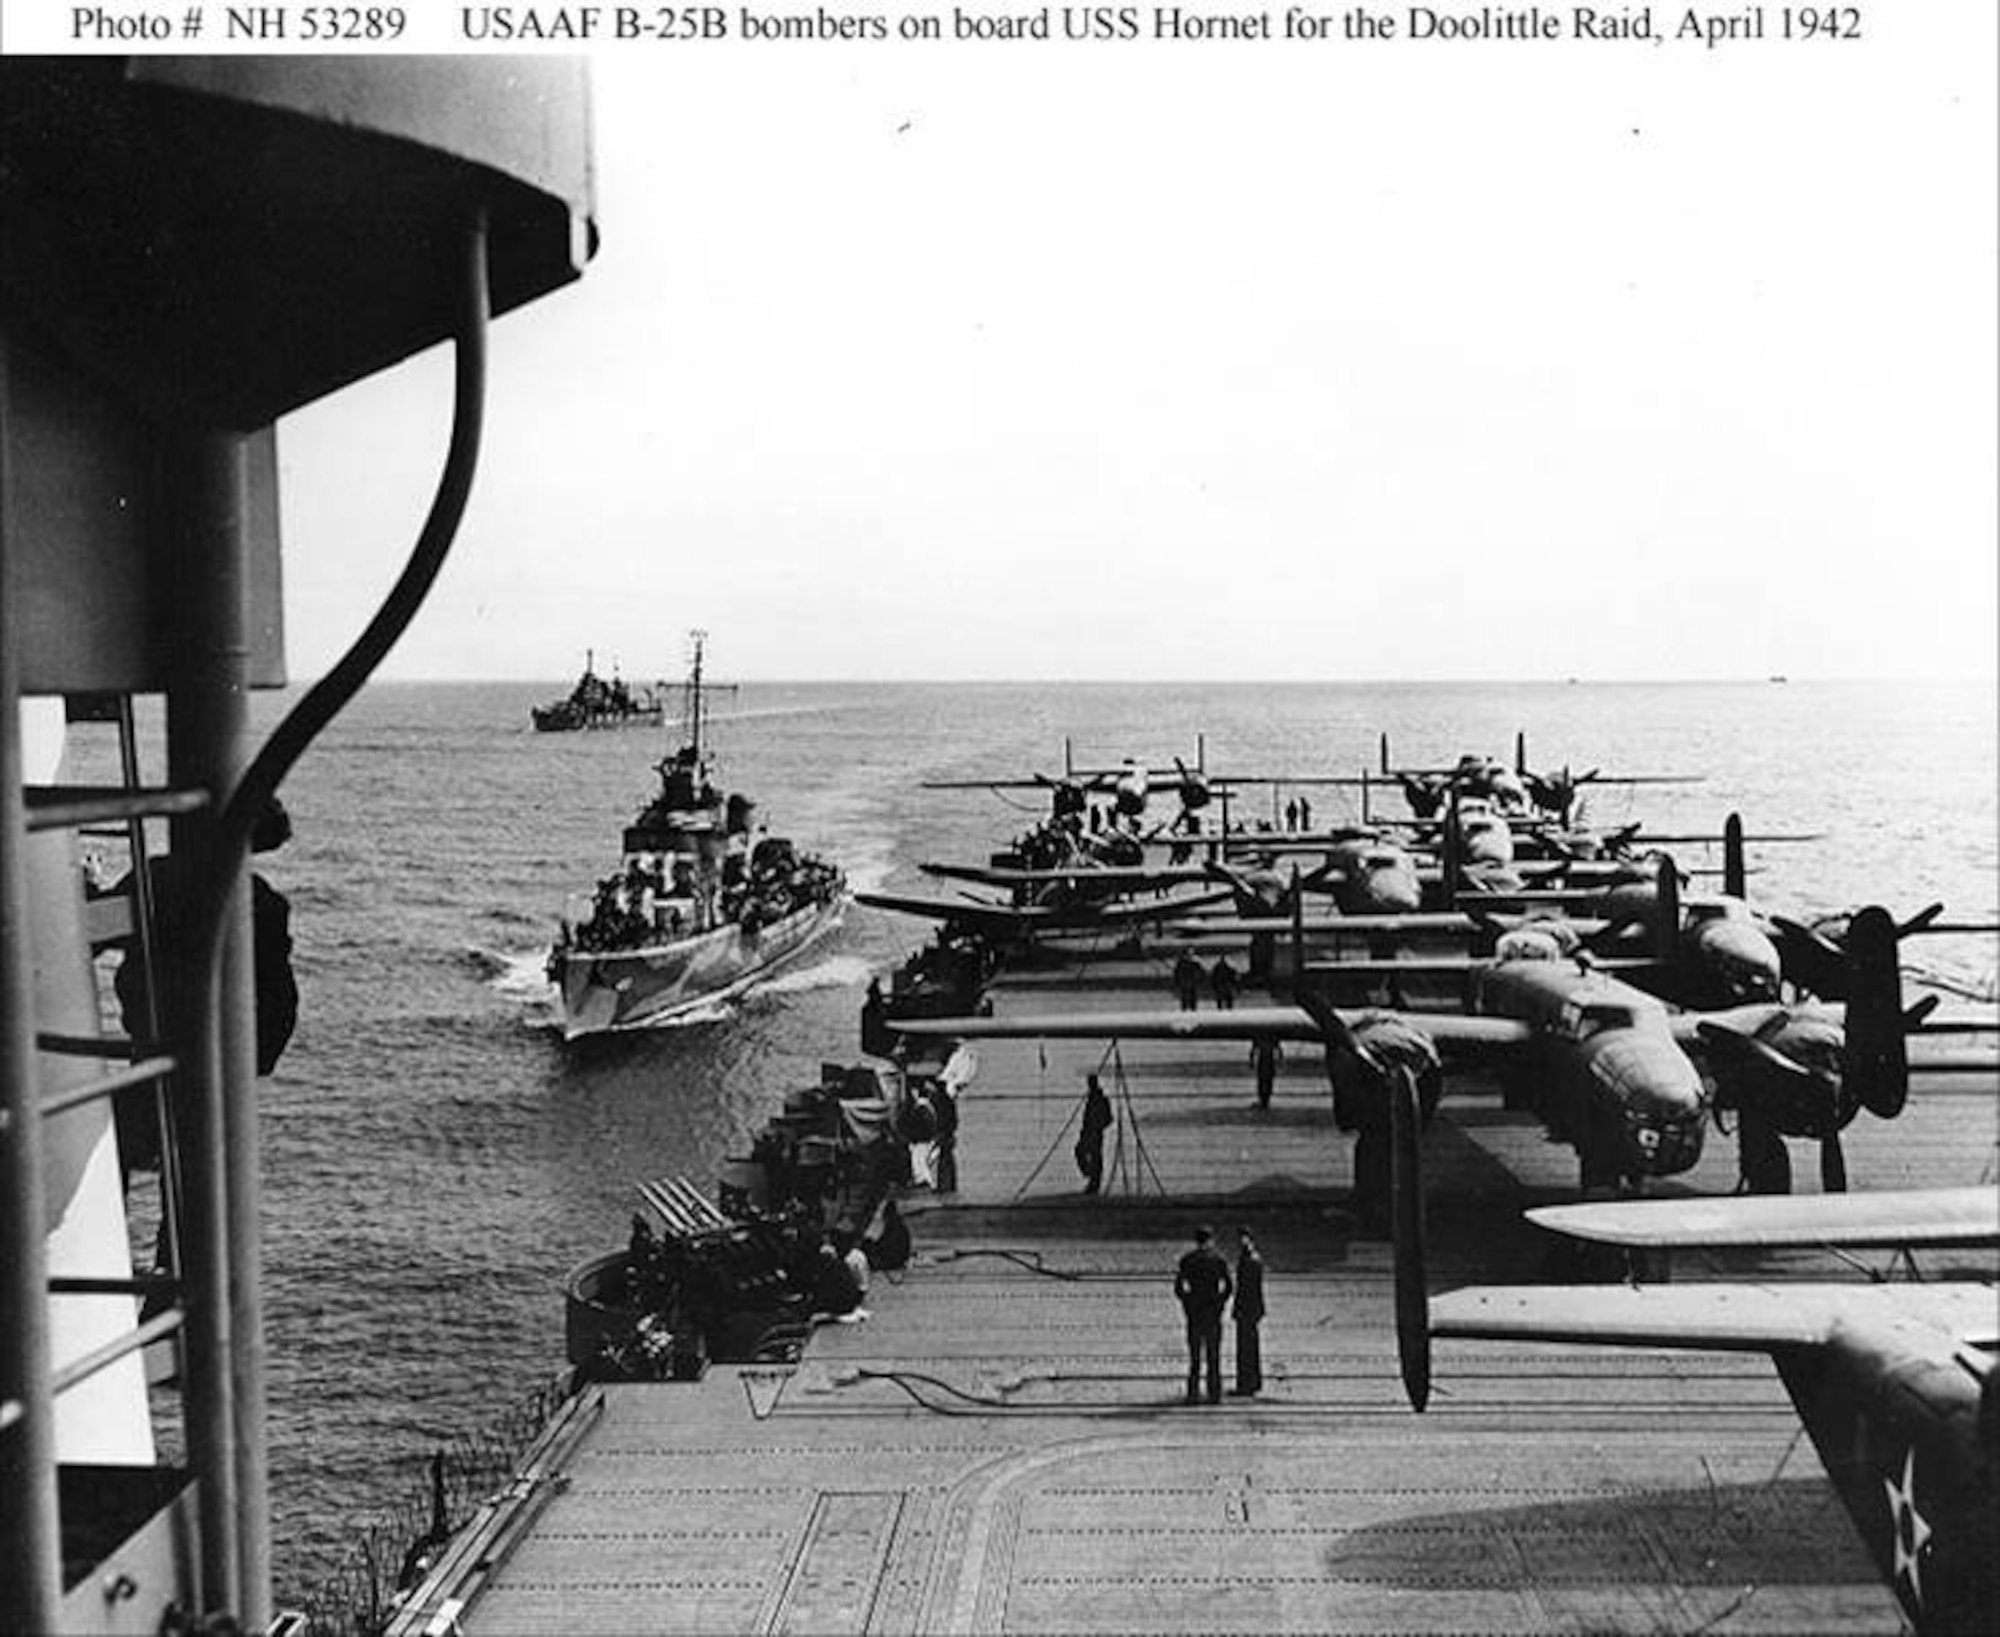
top-left (530, 650), bottom-right (667, 732)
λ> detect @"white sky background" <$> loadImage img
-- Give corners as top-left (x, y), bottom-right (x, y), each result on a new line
top-left (277, 14), bottom-right (1999, 682)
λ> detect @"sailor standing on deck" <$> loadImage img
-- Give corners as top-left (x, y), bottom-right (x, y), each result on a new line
top-left (1174, 1226), bottom-right (1233, 1406)
top-left (1210, 955), bottom-right (1239, 1011)
top-left (1231, 1228), bottom-right (1265, 1396)
top-left (1075, 1073), bottom-right (1114, 1194)
top-left (1172, 951), bottom-right (1203, 1011)
top-left (930, 1078), bottom-right (959, 1194)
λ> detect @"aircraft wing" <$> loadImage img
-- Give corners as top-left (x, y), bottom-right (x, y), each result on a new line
top-left (886, 1005), bottom-right (1533, 1049)
top-left (1909, 1007), bottom-right (2000, 1036)
top-left (1301, 955), bottom-right (1658, 977)
top-left (858, 889), bottom-right (1234, 931)
top-left (1067, 888), bottom-right (1238, 925)
top-left (919, 861), bottom-right (1209, 890)
top-left (888, 1005), bottom-right (1327, 1043)
top-left (918, 777), bottom-right (1067, 791)
top-left (1132, 834), bottom-right (1375, 856)
top-left (1524, 1186), bottom-right (2000, 1250)
top-left (1430, 1281), bottom-right (1996, 1352)
top-left (855, 891), bottom-right (1049, 928)
top-left (1165, 912), bottom-right (1488, 936)
top-left (1669, 1000), bottom-right (2000, 1061)
top-left (1203, 774), bottom-right (1375, 787)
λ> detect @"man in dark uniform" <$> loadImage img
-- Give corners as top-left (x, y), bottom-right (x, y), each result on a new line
top-left (113, 795), bottom-right (298, 1175)
top-left (930, 1080), bottom-right (959, 1193)
top-left (1210, 955), bottom-right (1239, 1011)
top-left (1231, 1227), bottom-right (1266, 1396)
top-left (1172, 951), bottom-right (1203, 1011)
top-left (1173, 1225), bottom-right (1233, 1405)
top-left (1075, 1073), bottom-right (1114, 1194)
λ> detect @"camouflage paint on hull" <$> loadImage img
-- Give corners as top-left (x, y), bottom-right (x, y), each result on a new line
top-left (555, 896), bottom-right (845, 1039)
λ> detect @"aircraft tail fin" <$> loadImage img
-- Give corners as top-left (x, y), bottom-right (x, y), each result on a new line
top-left (1723, 812), bottom-right (1745, 900)
top-left (1841, 905), bottom-right (1910, 1118)
top-left (1654, 854), bottom-right (1680, 966)
top-left (1389, 1060), bottom-right (1429, 1412)
top-left (1289, 986), bottom-right (1431, 1412)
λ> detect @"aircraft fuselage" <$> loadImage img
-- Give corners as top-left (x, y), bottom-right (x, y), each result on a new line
top-left (1330, 840), bottom-right (1424, 916)
top-left (1696, 1001), bottom-right (1855, 1140)
top-left (1779, 1320), bottom-right (1996, 1635)
top-left (1471, 960), bottom-right (1708, 1185)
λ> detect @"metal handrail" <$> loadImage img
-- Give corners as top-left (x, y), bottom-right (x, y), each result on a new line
top-left (51, 1307), bottom-right (183, 1397)
top-left (49, 1275), bottom-right (179, 1298)
top-left (37, 1055), bottom-right (177, 1119)
top-left (34, 1032), bottom-right (137, 1059)
top-left (23, 784), bottom-right (210, 832)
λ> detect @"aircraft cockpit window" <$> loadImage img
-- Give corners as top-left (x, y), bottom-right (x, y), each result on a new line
top-left (1577, 1003), bottom-right (1637, 1036)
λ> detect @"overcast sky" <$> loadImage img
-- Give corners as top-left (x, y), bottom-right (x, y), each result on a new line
top-left (277, 18), bottom-right (1997, 682)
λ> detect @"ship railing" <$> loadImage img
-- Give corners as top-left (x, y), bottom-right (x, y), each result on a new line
top-left (6, 740), bottom-right (209, 1632)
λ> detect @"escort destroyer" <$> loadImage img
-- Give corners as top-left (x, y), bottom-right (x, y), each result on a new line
top-left (546, 635), bottom-right (845, 1038)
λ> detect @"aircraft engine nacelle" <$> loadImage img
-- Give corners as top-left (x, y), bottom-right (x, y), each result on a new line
top-left (1113, 763), bottom-right (1148, 817)
top-left (1769, 911), bottom-right (1854, 1001)
top-left (1600, 880), bottom-right (1662, 934)
top-left (1709, 1013), bottom-right (1853, 1139)
top-left (1048, 782), bottom-right (1086, 820)
top-left (1325, 1015), bottom-right (1441, 1133)
top-left (1495, 925), bottom-right (1576, 963)
top-left (1334, 851), bottom-right (1422, 917)
top-left (1398, 774), bottom-right (1447, 819)
top-left (1458, 811), bottom-right (1515, 868)
top-left (1485, 768), bottom-right (1529, 814)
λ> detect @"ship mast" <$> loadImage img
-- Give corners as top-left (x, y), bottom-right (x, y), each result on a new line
top-left (683, 629), bottom-right (708, 766)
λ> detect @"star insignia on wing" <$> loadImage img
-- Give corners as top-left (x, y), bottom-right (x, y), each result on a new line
top-left (1883, 1446), bottom-right (1931, 1610)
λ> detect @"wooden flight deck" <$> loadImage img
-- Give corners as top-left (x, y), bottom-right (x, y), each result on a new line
top-left (410, 957), bottom-right (1997, 1635)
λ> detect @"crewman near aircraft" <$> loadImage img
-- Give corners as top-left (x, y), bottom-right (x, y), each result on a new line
top-left (1211, 955), bottom-right (1239, 1010)
top-left (811, 1242), bottom-right (865, 1319)
top-left (1173, 951), bottom-right (1204, 1011)
top-left (930, 1078), bottom-right (959, 1193)
top-left (1174, 1225), bottom-right (1233, 1405)
top-left (1075, 1073), bottom-right (1114, 1194)
top-left (1231, 1228), bottom-right (1266, 1396)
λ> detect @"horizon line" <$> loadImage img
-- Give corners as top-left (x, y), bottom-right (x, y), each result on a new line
top-left (346, 672), bottom-right (2000, 689)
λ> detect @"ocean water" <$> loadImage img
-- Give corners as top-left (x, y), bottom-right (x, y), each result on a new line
top-left (66, 678), bottom-right (2000, 1609)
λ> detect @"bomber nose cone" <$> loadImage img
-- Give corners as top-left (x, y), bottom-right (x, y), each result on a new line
top-left (1701, 919), bottom-right (1784, 1001)
top-left (1588, 1033), bottom-right (1708, 1175)
top-left (1590, 1032), bottom-right (1707, 1119)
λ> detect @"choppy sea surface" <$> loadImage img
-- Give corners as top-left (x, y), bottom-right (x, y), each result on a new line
top-left (69, 679), bottom-right (2000, 1607)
